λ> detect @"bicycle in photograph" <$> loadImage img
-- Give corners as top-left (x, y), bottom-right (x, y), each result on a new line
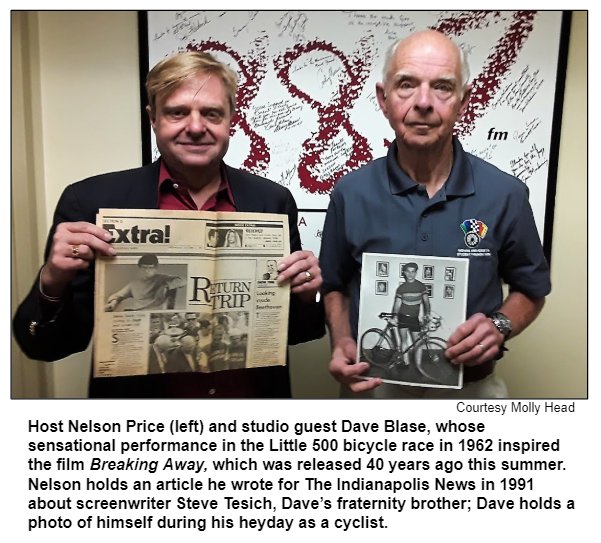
top-left (359, 312), bottom-right (453, 383)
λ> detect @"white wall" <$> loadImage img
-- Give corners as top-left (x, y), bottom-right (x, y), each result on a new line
top-left (12, 11), bottom-right (587, 398)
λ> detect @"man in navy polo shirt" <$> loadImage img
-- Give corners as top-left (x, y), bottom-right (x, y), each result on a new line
top-left (320, 30), bottom-right (551, 398)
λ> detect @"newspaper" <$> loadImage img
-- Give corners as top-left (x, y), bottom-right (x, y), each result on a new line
top-left (93, 209), bottom-right (290, 378)
top-left (357, 253), bottom-right (469, 389)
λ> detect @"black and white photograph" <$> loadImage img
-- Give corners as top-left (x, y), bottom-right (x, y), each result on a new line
top-left (376, 280), bottom-right (388, 295)
top-left (206, 227), bottom-right (245, 248)
top-left (444, 267), bottom-right (456, 281)
top-left (376, 261), bottom-right (389, 277)
top-left (218, 228), bottom-right (244, 248)
top-left (147, 311), bottom-right (202, 374)
top-left (444, 285), bottom-right (456, 299)
top-left (146, 310), bottom-right (249, 374)
top-left (260, 259), bottom-right (279, 281)
top-left (208, 311), bottom-right (250, 372)
top-left (225, 314), bottom-right (249, 370)
top-left (423, 265), bottom-right (434, 280)
top-left (206, 228), bottom-right (218, 248)
top-left (103, 255), bottom-right (187, 312)
top-left (358, 253), bottom-right (469, 389)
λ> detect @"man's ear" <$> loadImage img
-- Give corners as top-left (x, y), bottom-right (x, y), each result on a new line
top-left (458, 85), bottom-right (472, 119)
top-left (375, 82), bottom-right (389, 119)
top-left (146, 105), bottom-right (156, 129)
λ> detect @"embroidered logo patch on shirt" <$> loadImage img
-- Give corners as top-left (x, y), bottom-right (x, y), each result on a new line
top-left (460, 219), bottom-right (488, 248)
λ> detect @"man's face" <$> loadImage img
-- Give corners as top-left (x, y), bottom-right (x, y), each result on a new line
top-left (267, 261), bottom-right (276, 273)
top-left (377, 32), bottom-right (470, 151)
top-left (148, 72), bottom-right (232, 179)
top-left (213, 324), bottom-right (225, 343)
top-left (139, 264), bottom-right (157, 280)
top-left (403, 267), bottom-right (418, 281)
top-left (151, 317), bottom-right (162, 331)
top-left (208, 232), bottom-right (217, 246)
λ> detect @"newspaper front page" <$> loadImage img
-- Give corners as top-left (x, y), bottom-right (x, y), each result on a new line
top-left (93, 209), bottom-right (290, 378)
top-left (357, 253), bottom-right (469, 389)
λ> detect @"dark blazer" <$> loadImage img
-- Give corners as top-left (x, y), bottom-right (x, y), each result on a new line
top-left (13, 161), bottom-right (325, 398)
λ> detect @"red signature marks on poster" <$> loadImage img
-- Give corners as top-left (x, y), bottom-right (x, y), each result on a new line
top-left (187, 36), bottom-right (270, 174)
top-left (274, 38), bottom-right (375, 194)
top-left (432, 11), bottom-right (537, 138)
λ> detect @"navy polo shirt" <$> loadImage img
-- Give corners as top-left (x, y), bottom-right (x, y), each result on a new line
top-left (320, 138), bottom-right (551, 378)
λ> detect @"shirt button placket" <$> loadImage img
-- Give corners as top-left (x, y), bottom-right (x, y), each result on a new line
top-left (419, 202), bottom-right (432, 250)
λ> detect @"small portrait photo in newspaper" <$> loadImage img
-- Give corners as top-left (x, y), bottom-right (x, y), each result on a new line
top-left (260, 259), bottom-right (280, 281)
top-left (358, 253), bottom-right (469, 389)
top-left (206, 228), bottom-right (219, 248)
top-left (215, 228), bottom-right (244, 248)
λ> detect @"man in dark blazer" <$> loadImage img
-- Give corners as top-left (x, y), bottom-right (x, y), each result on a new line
top-left (13, 51), bottom-right (324, 398)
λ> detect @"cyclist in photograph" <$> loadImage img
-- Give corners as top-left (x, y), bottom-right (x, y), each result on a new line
top-left (392, 263), bottom-right (431, 365)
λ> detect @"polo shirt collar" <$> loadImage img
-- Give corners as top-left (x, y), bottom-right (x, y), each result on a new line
top-left (446, 138), bottom-right (475, 197)
top-left (386, 137), bottom-right (475, 197)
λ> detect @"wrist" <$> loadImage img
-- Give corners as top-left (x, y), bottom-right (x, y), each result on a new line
top-left (39, 266), bottom-right (68, 301)
top-left (489, 311), bottom-right (512, 339)
top-left (333, 336), bottom-right (356, 351)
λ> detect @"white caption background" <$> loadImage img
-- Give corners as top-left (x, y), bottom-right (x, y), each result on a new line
top-left (8, 399), bottom-right (596, 542)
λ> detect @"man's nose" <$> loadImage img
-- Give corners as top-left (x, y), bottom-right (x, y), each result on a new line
top-left (186, 112), bottom-right (207, 134)
top-left (414, 84), bottom-right (434, 111)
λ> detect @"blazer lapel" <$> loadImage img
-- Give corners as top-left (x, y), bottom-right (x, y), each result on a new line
top-left (226, 164), bottom-right (266, 213)
top-left (124, 160), bottom-right (161, 209)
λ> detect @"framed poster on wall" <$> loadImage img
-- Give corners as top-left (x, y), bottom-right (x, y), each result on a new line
top-left (138, 10), bottom-right (571, 262)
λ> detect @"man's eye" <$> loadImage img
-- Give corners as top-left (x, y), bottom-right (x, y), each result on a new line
top-left (205, 111), bottom-right (223, 121)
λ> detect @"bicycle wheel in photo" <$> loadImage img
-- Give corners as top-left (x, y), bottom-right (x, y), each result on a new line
top-left (360, 328), bottom-right (395, 368)
top-left (414, 337), bottom-right (455, 383)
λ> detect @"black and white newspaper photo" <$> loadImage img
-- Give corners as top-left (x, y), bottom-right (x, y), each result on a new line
top-left (93, 209), bottom-right (290, 378)
top-left (357, 253), bottom-right (469, 389)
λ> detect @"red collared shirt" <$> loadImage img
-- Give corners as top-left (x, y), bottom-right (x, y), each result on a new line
top-left (157, 161), bottom-right (236, 211)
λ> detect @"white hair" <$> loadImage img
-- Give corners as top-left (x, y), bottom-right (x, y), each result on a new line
top-left (381, 35), bottom-right (471, 97)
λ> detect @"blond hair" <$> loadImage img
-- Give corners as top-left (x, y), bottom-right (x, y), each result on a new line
top-left (146, 51), bottom-right (238, 115)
